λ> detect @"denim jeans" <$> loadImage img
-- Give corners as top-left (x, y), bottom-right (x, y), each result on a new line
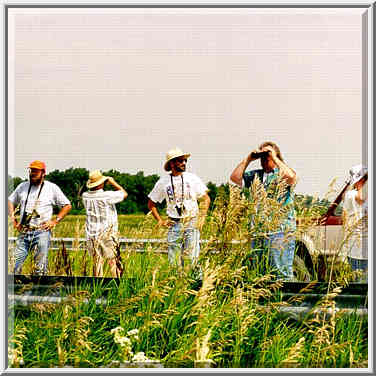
top-left (167, 219), bottom-right (200, 268)
top-left (348, 257), bottom-right (368, 282)
top-left (250, 232), bottom-right (295, 280)
top-left (13, 230), bottom-right (51, 275)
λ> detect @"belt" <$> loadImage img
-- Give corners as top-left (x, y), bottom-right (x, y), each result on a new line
top-left (169, 217), bottom-right (182, 222)
top-left (169, 217), bottom-right (197, 223)
top-left (20, 225), bottom-right (45, 233)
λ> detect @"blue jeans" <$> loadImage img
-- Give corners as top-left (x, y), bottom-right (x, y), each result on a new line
top-left (167, 219), bottom-right (200, 268)
top-left (250, 232), bottom-right (295, 280)
top-left (13, 230), bottom-right (51, 275)
top-left (348, 257), bottom-right (368, 282)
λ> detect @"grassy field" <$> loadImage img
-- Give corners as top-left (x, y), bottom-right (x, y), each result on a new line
top-left (9, 249), bottom-right (368, 368)
top-left (8, 184), bottom-right (368, 368)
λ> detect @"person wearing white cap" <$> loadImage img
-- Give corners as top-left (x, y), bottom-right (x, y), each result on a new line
top-left (82, 170), bottom-right (128, 277)
top-left (147, 147), bottom-right (210, 270)
top-left (342, 164), bottom-right (368, 281)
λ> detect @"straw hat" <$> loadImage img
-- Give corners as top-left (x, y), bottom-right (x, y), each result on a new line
top-left (87, 170), bottom-right (109, 189)
top-left (164, 147), bottom-right (191, 171)
top-left (29, 160), bottom-right (46, 171)
top-left (348, 164), bottom-right (367, 186)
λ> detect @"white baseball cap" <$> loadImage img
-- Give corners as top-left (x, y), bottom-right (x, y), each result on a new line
top-left (348, 164), bottom-right (367, 186)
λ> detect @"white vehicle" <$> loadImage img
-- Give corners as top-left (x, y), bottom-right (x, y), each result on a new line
top-left (294, 183), bottom-right (350, 281)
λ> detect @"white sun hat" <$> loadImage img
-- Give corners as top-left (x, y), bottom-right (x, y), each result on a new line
top-left (164, 147), bottom-right (191, 171)
top-left (87, 170), bottom-right (109, 189)
top-left (348, 164), bottom-right (367, 186)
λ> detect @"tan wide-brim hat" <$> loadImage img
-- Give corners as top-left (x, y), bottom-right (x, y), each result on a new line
top-left (87, 170), bottom-right (109, 189)
top-left (164, 147), bottom-right (191, 171)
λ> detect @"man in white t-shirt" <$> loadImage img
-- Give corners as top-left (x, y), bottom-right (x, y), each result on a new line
top-left (8, 160), bottom-right (72, 275)
top-left (148, 148), bottom-right (210, 269)
top-left (82, 170), bottom-right (128, 277)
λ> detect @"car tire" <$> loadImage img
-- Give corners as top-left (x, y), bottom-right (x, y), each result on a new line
top-left (293, 254), bottom-right (312, 282)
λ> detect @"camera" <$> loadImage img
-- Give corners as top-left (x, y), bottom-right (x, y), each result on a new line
top-left (20, 209), bottom-right (40, 227)
top-left (175, 204), bottom-right (185, 216)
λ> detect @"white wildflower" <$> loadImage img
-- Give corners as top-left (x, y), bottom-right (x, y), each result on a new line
top-left (127, 329), bottom-right (139, 337)
top-left (115, 336), bottom-right (131, 347)
top-left (132, 352), bottom-right (150, 362)
top-left (111, 326), bottom-right (123, 335)
top-left (8, 346), bottom-right (24, 367)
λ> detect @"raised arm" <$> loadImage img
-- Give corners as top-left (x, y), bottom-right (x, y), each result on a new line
top-left (262, 145), bottom-right (297, 186)
top-left (230, 149), bottom-right (260, 186)
top-left (107, 177), bottom-right (128, 200)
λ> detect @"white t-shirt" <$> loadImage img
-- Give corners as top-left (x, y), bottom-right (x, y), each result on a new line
top-left (82, 189), bottom-right (125, 238)
top-left (342, 187), bottom-right (368, 260)
top-left (8, 180), bottom-right (71, 227)
top-left (148, 172), bottom-right (208, 219)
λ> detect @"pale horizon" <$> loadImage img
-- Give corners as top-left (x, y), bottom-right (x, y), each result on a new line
top-left (7, 7), bottom-right (369, 200)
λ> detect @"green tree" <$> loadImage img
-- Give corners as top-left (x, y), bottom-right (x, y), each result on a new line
top-left (46, 168), bottom-right (89, 213)
top-left (8, 175), bottom-right (24, 196)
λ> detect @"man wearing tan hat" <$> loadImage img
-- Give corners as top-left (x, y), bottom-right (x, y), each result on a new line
top-left (8, 160), bottom-right (72, 275)
top-left (82, 170), bottom-right (128, 277)
top-left (148, 148), bottom-right (210, 270)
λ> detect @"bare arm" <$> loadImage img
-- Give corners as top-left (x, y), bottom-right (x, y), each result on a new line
top-left (41, 203), bottom-right (72, 231)
top-left (107, 177), bottom-right (128, 200)
top-left (197, 193), bottom-right (210, 230)
top-left (8, 200), bottom-right (22, 232)
top-left (230, 150), bottom-right (260, 186)
top-left (148, 199), bottom-right (170, 227)
top-left (263, 146), bottom-right (297, 186)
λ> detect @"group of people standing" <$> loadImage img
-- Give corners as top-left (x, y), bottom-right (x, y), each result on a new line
top-left (8, 141), bottom-right (368, 282)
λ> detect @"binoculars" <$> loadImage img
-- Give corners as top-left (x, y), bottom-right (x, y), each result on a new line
top-left (20, 210), bottom-right (40, 227)
top-left (251, 151), bottom-right (269, 159)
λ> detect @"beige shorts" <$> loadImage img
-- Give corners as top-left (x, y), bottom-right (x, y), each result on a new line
top-left (87, 231), bottom-right (118, 260)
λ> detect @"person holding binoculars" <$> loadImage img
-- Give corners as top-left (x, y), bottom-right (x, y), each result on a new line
top-left (230, 141), bottom-right (297, 281)
top-left (8, 160), bottom-right (72, 275)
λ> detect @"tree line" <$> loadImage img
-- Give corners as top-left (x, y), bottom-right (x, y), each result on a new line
top-left (7, 168), bottom-right (228, 215)
top-left (8, 167), bottom-right (331, 215)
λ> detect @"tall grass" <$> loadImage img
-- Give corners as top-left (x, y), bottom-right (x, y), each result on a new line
top-left (8, 178), bottom-right (368, 368)
top-left (10, 250), bottom-right (368, 368)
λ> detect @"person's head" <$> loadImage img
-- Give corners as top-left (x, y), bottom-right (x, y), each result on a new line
top-left (258, 141), bottom-right (283, 173)
top-left (28, 160), bottom-right (46, 185)
top-left (348, 165), bottom-right (368, 190)
top-left (164, 147), bottom-right (191, 175)
top-left (87, 170), bottom-right (108, 191)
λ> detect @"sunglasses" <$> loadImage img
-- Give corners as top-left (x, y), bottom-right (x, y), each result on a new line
top-left (173, 157), bottom-right (187, 164)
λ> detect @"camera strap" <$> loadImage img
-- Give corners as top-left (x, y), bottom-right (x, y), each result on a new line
top-left (23, 181), bottom-right (44, 216)
top-left (170, 174), bottom-right (184, 208)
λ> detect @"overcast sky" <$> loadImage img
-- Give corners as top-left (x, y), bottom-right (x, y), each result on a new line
top-left (7, 6), bottom-right (369, 199)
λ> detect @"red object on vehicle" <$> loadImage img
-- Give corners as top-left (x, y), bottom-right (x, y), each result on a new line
top-left (323, 215), bottom-right (343, 226)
